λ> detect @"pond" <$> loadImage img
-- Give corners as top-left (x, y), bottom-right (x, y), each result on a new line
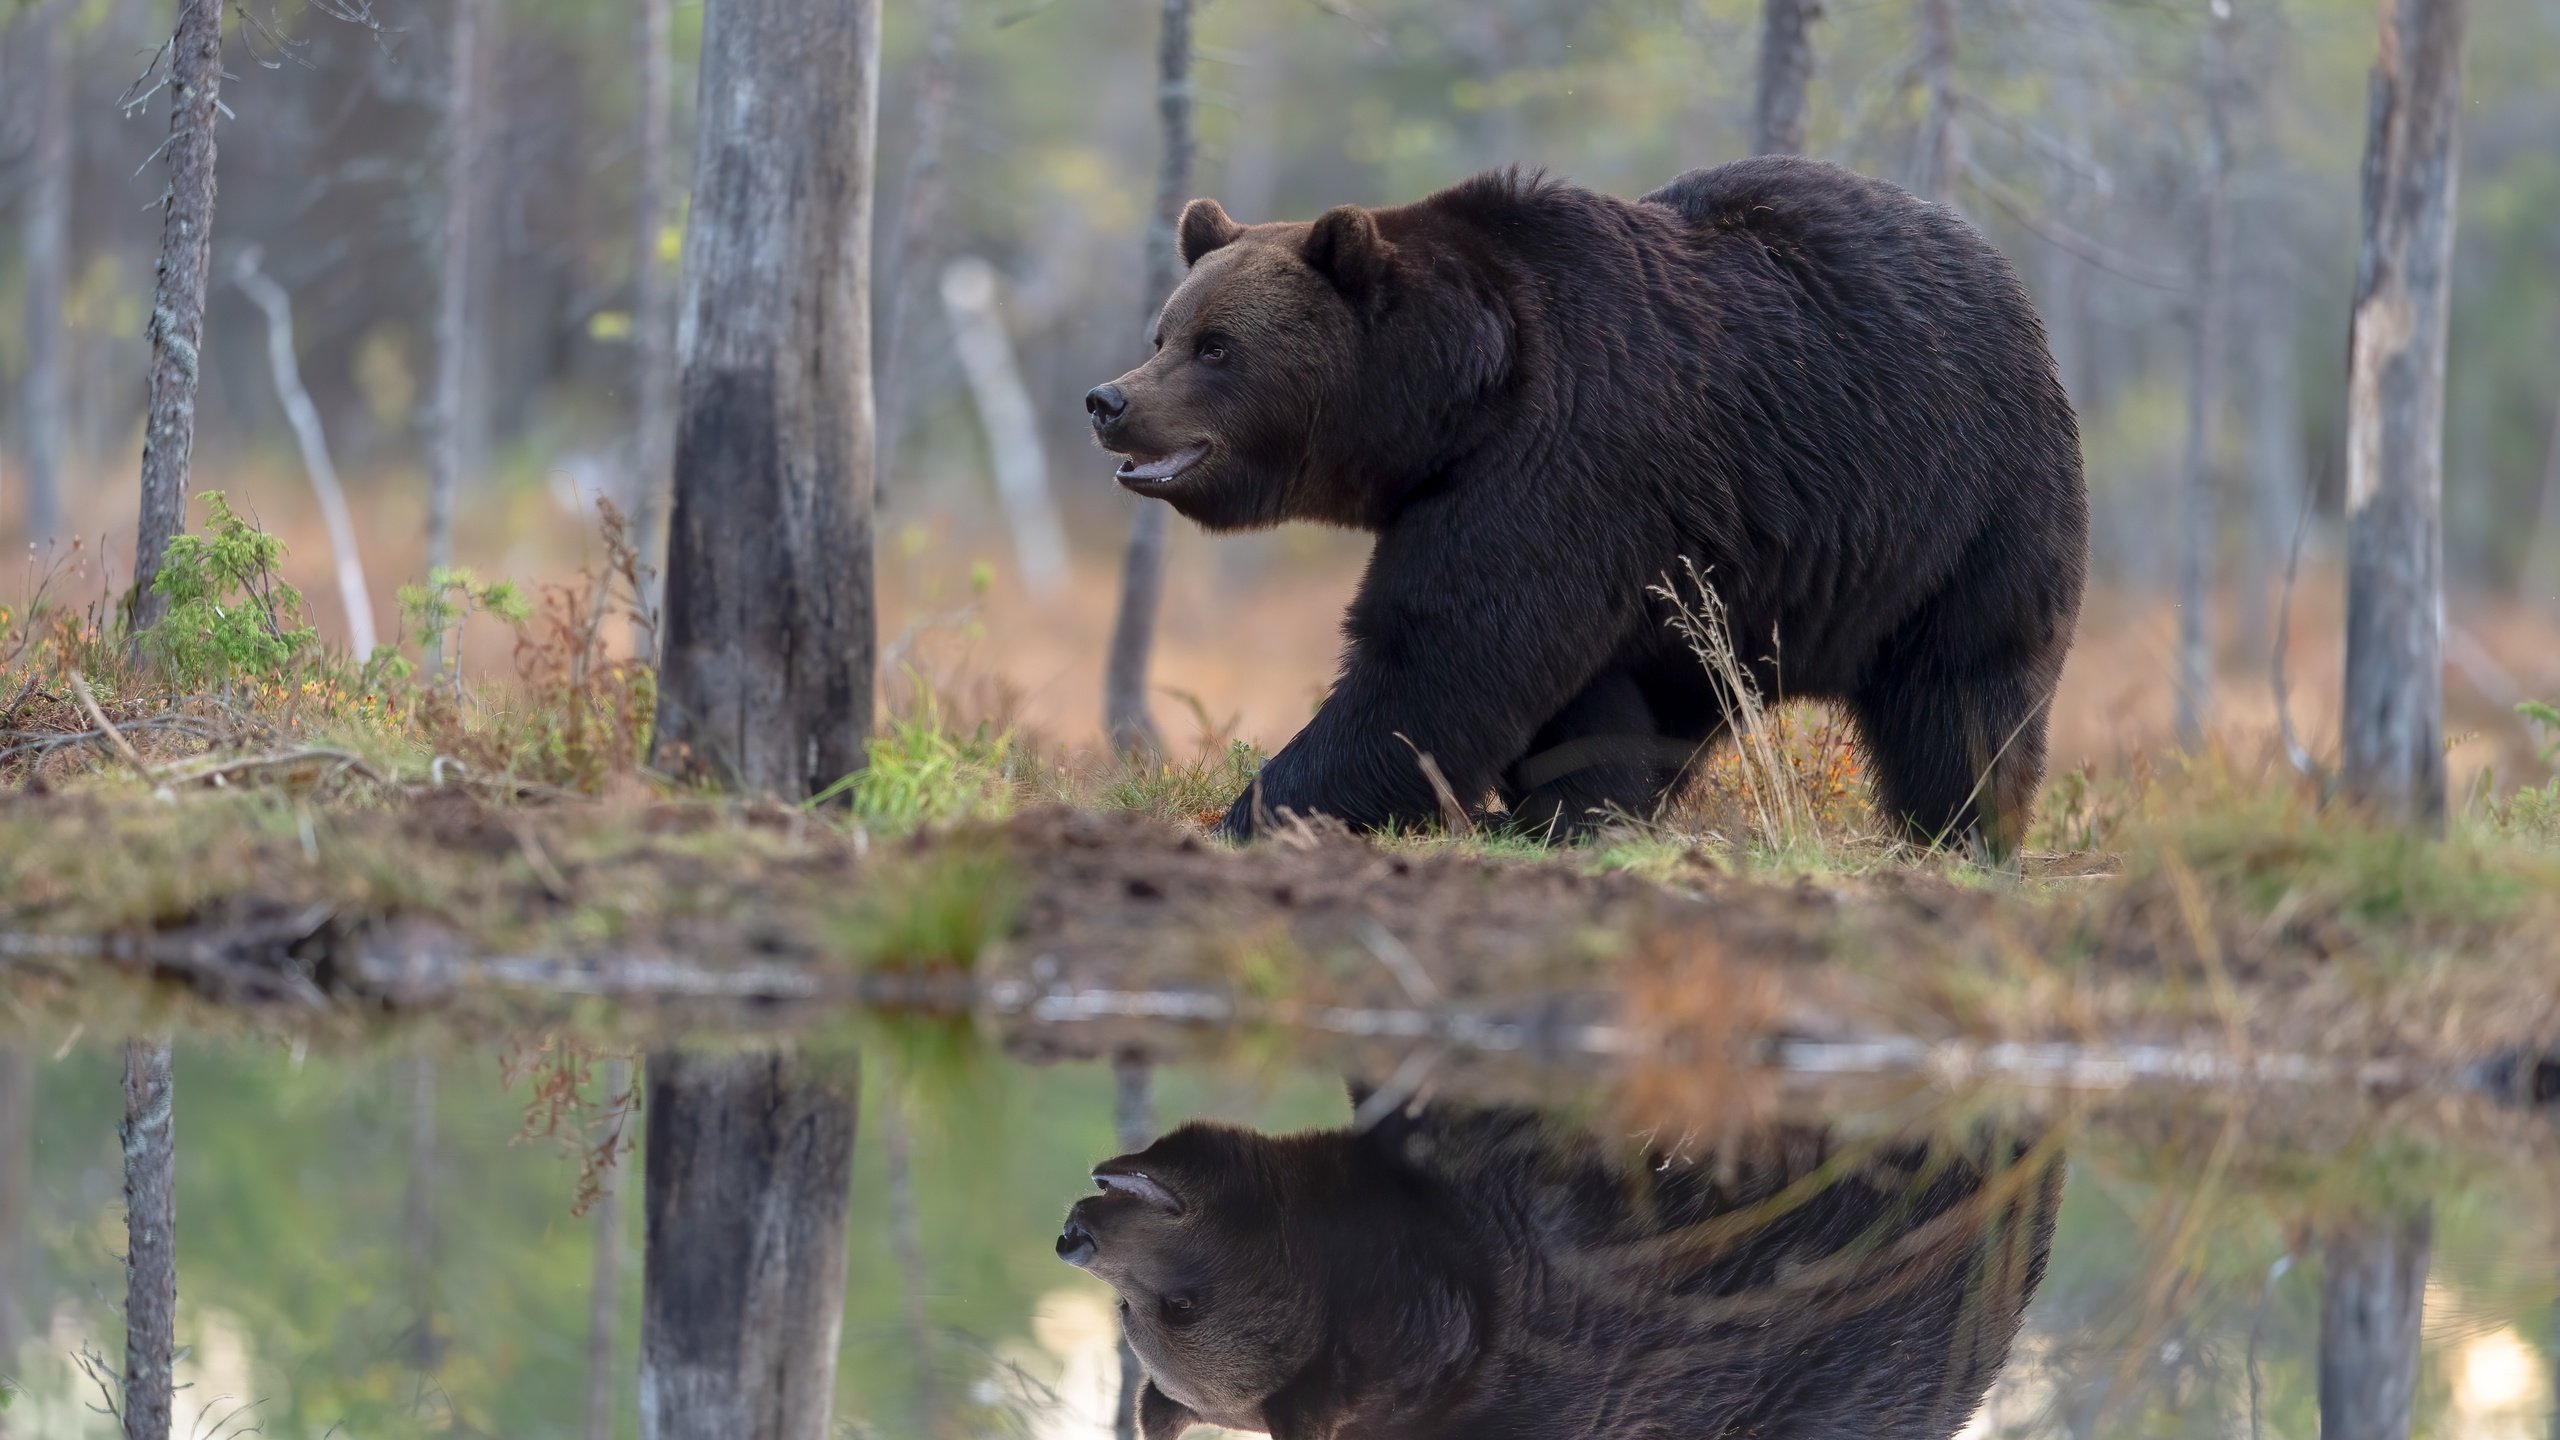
top-left (0, 1026), bottom-right (2554, 1439)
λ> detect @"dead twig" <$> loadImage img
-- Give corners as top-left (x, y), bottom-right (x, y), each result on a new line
top-left (67, 671), bottom-right (162, 788)
top-left (1393, 732), bottom-right (1475, 838)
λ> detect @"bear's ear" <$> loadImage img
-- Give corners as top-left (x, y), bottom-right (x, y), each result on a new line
top-left (1303, 204), bottom-right (1394, 303)
top-left (1178, 198), bottom-right (1244, 267)
top-left (1138, 1379), bottom-right (1201, 1440)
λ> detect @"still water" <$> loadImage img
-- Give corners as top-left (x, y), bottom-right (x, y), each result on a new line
top-left (0, 1032), bottom-right (2553, 1439)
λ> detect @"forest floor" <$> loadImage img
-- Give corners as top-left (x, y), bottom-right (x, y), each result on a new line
top-left (5, 504), bottom-right (2560, 1107)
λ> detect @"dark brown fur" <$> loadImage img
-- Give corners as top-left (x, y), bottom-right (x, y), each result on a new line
top-left (1086, 158), bottom-right (2087, 851)
top-left (1058, 1099), bottom-right (2061, 1440)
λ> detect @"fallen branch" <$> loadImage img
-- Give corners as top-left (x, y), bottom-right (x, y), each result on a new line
top-left (67, 671), bottom-right (164, 792)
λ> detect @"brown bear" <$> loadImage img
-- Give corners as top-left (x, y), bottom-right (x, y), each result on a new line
top-left (1056, 1096), bottom-right (2061, 1440)
top-left (1084, 157), bottom-right (2087, 852)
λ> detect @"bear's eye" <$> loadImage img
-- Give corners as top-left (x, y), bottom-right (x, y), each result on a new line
top-left (1196, 338), bottom-right (1229, 366)
top-left (1162, 1292), bottom-right (1201, 1324)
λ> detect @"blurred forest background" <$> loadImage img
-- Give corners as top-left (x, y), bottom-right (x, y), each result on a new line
top-left (1, 0), bottom-right (2556, 777)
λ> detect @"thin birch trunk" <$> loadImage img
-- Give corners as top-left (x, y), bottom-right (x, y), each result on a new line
top-left (940, 258), bottom-right (1069, 596)
top-left (128, 0), bottom-right (226, 649)
top-left (650, 0), bottom-right (881, 799)
top-left (581, 1060), bottom-right (629, 1440)
top-left (20, 0), bottom-right (74, 548)
top-left (1912, 0), bottom-right (1956, 203)
top-left (2522, 397), bottom-right (2560, 599)
top-left (2343, 0), bottom-right (2468, 829)
top-left (639, 1051), bottom-right (858, 1440)
top-left (233, 252), bottom-right (379, 657)
top-left (427, 0), bottom-right (486, 659)
top-left (874, 0), bottom-right (964, 489)
top-left (1752, 0), bottom-right (1821, 157)
top-left (2176, 6), bottom-right (2236, 749)
top-left (2319, 1209), bottom-right (2431, 1440)
top-left (120, 1041), bottom-right (176, 1440)
top-left (1103, 0), bottom-right (1195, 756)
top-left (627, 0), bottom-right (679, 656)
top-left (2241, 277), bottom-right (2304, 652)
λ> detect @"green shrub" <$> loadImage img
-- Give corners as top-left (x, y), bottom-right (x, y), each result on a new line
top-left (139, 491), bottom-right (317, 688)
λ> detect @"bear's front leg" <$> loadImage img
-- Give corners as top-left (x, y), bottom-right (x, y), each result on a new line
top-left (1219, 501), bottom-right (1641, 841)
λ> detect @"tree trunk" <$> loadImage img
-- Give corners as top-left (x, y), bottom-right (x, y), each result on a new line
top-left (233, 252), bottom-right (379, 657)
top-left (0, 1047), bottom-right (30, 1374)
top-left (877, 1083), bottom-right (941, 1437)
top-left (639, 1051), bottom-right (857, 1440)
top-left (1102, 0), bottom-right (1196, 756)
top-left (1911, 0), bottom-right (1956, 203)
top-left (2319, 1209), bottom-right (2431, 1440)
top-left (1111, 1051), bottom-right (1155, 1440)
top-left (627, 0), bottom-right (679, 655)
top-left (2241, 277), bottom-right (2305, 651)
top-left (2176, 6), bottom-right (2236, 750)
top-left (120, 1040), bottom-right (177, 1440)
top-left (2522, 397), bottom-right (2560, 600)
top-left (2342, 0), bottom-right (2467, 830)
top-left (581, 1060), bottom-right (630, 1440)
top-left (1751, 0), bottom-right (1821, 157)
top-left (426, 0), bottom-right (487, 651)
top-left (940, 258), bottom-right (1069, 596)
top-left (128, 0), bottom-right (226, 648)
top-left (651, 0), bottom-right (881, 799)
top-left (19, 0), bottom-right (73, 548)
top-left (874, 0), bottom-right (965, 490)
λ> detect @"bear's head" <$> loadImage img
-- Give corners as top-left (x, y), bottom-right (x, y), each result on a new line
top-left (1084, 195), bottom-right (1515, 532)
top-left (1056, 1121), bottom-right (1333, 1436)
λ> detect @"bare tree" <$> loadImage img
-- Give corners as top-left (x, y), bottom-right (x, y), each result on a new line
top-left (128, 0), bottom-right (227, 646)
top-left (121, 1041), bottom-right (177, 1440)
top-left (0, 1048), bottom-right (29, 1374)
top-left (1110, 1050), bottom-right (1154, 1440)
top-left (640, 1050), bottom-right (857, 1440)
top-left (425, 0), bottom-right (488, 650)
top-left (941, 258), bottom-right (1069, 595)
top-left (2342, 0), bottom-right (2468, 829)
top-left (233, 250), bottom-right (379, 656)
top-left (18, 0), bottom-right (74, 548)
top-left (1752, 0), bottom-right (1822, 157)
top-left (2319, 1209), bottom-right (2431, 1440)
top-left (650, 0), bottom-right (881, 798)
top-left (875, 0), bottom-right (965, 486)
top-left (1102, 0), bottom-right (1196, 756)
top-left (876, 1082), bottom-right (942, 1437)
top-left (626, 0), bottom-right (679, 653)
top-left (2175, 2), bottom-right (2237, 749)
top-left (1911, 0), bottom-right (1956, 203)
top-left (581, 1059), bottom-right (630, 1440)
top-left (2241, 273), bottom-right (2305, 650)
top-left (2523, 397), bottom-right (2560, 598)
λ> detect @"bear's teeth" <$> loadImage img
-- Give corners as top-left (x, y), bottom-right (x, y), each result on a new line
top-left (1117, 443), bottom-right (1209, 483)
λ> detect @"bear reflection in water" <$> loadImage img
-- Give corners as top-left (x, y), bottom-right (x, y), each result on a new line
top-left (1058, 1092), bottom-right (2058, 1440)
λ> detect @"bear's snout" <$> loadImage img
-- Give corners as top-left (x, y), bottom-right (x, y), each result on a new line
top-left (1085, 383), bottom-right (1130, 436)
top-left (1057, 1214), bottom-right (1098, 1267)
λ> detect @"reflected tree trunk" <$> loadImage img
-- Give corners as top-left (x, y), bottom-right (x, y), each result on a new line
top-left (627, 0), bottom-right (679, 653)
top-left (1102, 0), bottom-right (1196, 756)
top-left (2319, 1209), bottom-right (2431, 1440)
top-left (405, 1055), bottom-right (441, 1374)
top-left (0, 1048), bottom-right (29, 1376)
top-left (19, 0), bottom-right (73, 548)
top-left (1112, 1051), bottom-right (1155, 1440)
top-left (1752, 0), bottom-right (1821, 157)
top-left (2176, 4), bottom-right (2236, 749)
top-left (1911, 0), bottom-right (1956, 203)
top-left (877, 1082), bottom-right (941, 1437)
top-left (2342, 0), bottom-right (2467, 829)
top-left (121, 1041), bottom-right (176, 1440)
top-left (128, 0), bottom-right (226, 648)
top-left (650, 0), bottom-right (880, 799)
top-left (427, 0), bottom-right (487, 649)
top-left (582, 1060), bottom-right (630, 1440)
top-left (640, 1051), bottom-right (857, 1440)
top-left (875, 0), bottom-right (964, 491)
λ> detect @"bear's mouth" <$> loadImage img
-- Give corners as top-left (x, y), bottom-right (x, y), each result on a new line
top-left (1115, 442), bottom-right (1211, 489)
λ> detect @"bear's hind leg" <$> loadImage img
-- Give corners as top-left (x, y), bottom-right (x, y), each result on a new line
top-left (1853, 624), bottom-right (2061, 861)
top-left (1498, 669), bottom-right (1696, 840)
